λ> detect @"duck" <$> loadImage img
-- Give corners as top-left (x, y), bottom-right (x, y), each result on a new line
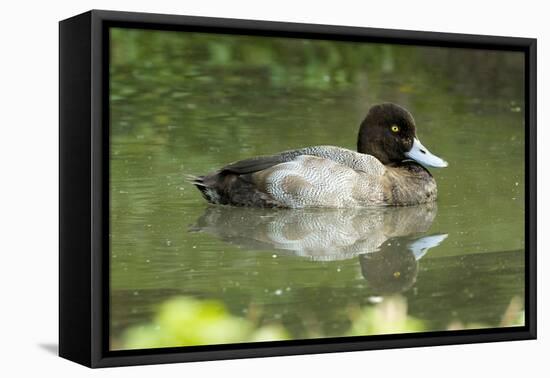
top-left (190, 103), bottom-right (448, 208)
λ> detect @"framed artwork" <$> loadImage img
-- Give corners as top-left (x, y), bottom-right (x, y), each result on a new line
top-left (59, 10), bottom-right (536, 368)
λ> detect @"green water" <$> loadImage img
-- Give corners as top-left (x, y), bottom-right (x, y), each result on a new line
top-left (109, 28), bottom-right (525, 350)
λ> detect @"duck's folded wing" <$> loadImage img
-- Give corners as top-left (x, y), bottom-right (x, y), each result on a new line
top-left (221, 146), bottom-right (384, 176)
top-left (301, 146), bottom-right (386, 176)
top-left (221, 153), bottom-right (297, 175)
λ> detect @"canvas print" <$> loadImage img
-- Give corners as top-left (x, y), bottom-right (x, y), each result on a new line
top-left (108, 27), bottom-right (525, 351)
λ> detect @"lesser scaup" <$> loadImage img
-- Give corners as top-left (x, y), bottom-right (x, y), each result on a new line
top-left (190, 103), bottom-right (448, 207)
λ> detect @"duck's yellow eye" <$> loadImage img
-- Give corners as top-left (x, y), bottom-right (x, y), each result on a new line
top-left (391, 125), bottom-right (400, 133)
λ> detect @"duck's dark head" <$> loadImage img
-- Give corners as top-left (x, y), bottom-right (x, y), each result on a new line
top-left (357, 103), bottom-right (448, 168)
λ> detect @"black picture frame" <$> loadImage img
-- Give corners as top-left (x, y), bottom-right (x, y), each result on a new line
top-left (59, 9), bottom-right (537, 368)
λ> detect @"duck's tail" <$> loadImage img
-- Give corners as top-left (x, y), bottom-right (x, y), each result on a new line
top-left (185, 174), bottom-right (220, 203)
top-left (185, 174), bottom-right (205, 187)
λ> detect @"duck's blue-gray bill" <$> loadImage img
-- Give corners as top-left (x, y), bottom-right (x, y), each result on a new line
top-left (405, 138), bottom-right (448, 168)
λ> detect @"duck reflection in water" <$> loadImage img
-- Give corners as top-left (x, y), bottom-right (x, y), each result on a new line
top-left (191, 203), bottom-right (447, 294)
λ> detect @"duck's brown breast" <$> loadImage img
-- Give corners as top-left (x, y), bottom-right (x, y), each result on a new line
top-left (381, 162), bottom-right (438, 205)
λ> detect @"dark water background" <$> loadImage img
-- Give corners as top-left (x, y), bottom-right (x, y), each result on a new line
top-left (109, 28), bottom-right (525, 349)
